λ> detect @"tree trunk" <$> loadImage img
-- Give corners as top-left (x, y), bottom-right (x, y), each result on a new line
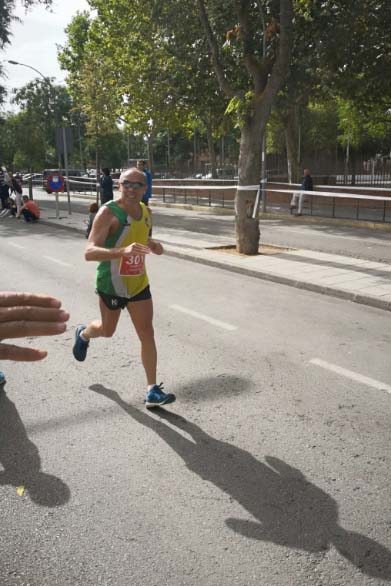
top-left (147, 133), bottom-right (154, 174)
top-left (198, 0), bottom-right (293, 254)
top-left (96, 140), bottom-right (101, 205)
top-left (351, 151), bottom-right (356, 186)
top-left (236, 121), bottom-right (261, 254)
top-left (344, 133), bottom-right (350, 185)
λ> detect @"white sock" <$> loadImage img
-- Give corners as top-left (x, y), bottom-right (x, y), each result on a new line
top-left (80, 332), bottom-right (89, 342)
top-left (147, 384), bottom-right (157, 392)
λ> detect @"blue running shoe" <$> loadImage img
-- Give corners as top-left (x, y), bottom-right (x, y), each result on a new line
top-left (0, 371), bottom-right (6, 387)
top-left (145, 383), bottom-right (176, 408)
top-left (72, 325), bottom-right (89, 361)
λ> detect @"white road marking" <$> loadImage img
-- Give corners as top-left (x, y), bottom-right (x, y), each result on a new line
top-left (43, 255), bottom-right (71, 267)
top-left (170, 304), bottom-right (237, 331)
top-left (310, 358), bottom-right (391, 395)
top-left (8, 242), bottom-right (25, 249)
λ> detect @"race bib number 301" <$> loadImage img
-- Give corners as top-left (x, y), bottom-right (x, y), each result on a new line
top-left (119, 254), bottom-right (145, 276)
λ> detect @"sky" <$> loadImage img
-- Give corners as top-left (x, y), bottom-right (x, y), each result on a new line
top-left (2, 0), bottom-right (90, 109)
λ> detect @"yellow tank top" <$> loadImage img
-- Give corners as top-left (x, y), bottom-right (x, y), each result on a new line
top-left (96, 201), bottom-right (152, 298)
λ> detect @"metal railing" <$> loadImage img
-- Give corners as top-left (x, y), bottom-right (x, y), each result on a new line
top-left (153, 183), bottom-right (391, 223)
top-left (156, 184), bottom-right (236, 209)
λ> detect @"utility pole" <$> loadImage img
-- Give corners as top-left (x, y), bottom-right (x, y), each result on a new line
top-left (8, 60), bottom-right (56, 201)
top-left (252, 3), bottom-right (268, 218)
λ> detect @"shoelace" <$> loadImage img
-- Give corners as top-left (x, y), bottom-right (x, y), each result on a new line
top-left (144, 382), bottom-right (165, 404)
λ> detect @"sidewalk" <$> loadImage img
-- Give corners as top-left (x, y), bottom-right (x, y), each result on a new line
top-left (38, 203), bottom-right (391, 313)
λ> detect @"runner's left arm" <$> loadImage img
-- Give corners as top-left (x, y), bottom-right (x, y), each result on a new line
top-left (148, 239), bottom-right (164, 255)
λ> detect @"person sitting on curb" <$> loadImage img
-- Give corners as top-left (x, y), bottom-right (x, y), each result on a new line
top-left (20, 195), bottom-right (40, 223)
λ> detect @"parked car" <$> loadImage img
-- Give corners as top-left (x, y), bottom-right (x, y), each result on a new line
top-left (22, 173), bottom-right (43, 185)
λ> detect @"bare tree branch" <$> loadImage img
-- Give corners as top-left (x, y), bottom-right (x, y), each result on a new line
top-left (239, 1), bottom-right (265, 91)
top-left (197, 0), bottom-right (237, 99)
top-left (254, 0), bottom-right (293, 126)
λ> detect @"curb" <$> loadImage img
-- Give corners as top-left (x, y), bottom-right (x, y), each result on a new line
top-left (39, 217), bottom-right (391, 314)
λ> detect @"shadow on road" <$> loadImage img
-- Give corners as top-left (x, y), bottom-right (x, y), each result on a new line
top-left (90, 383), bottom-right (391, 581)
top-left (173, 374), bottom-right (252, 402)
top-left (0, 390), bottom-right (70, 507)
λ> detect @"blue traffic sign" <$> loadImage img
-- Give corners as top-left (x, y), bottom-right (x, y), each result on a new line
top-left (47, 174), bottom-right (65, 193)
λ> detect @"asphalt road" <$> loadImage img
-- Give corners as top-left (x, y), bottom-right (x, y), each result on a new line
top-left (1, 220), bottom-right (391, 585)
top-left (33, 190), bottom-right (391, 263)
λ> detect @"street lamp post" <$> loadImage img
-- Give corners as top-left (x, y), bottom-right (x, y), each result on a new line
top-left (7, 60), bottom-right (72, 217)
top-left (8, 60), bottom-right (50, 198)
top-left (8, 59), bottom-right (57, 137)
top-left (8, 60), bottom-right (48, 82)
top-left (252, 2), bottom-right (268, 218)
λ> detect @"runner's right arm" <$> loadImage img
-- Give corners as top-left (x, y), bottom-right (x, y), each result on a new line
top-left (85, 207), bottom-right (150, 261)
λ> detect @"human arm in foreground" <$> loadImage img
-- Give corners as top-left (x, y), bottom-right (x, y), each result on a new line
top-left (0, 292), bottom-right (69, 361)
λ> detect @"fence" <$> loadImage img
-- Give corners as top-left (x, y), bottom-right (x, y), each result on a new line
top-left (36, 174), bottom-right (391, 223)
top-left (153, 182), bottom-right (391, 223)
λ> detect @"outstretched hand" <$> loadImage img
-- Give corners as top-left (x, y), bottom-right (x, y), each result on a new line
top-left (0, 292), bottom-right (70, 361)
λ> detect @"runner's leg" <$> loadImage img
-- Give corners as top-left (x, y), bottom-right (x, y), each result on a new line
top-left (126, 298), bottom-right (156, 385)
top-left (83, 297), bottom-right (121, 339)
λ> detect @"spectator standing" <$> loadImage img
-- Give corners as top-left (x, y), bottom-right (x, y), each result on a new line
top-left (0, 167), bottom-right (11, 213)
top-left (137, 160), bottom-right (152, 205)
top-left (10, 173), bottom-right (23, 218)
top-left (290, 169), bottom-right (314, 216)
top-left (20, 195), bottom-right (40, 223)
top-left (99, 168), bottom-right (114, 205)
top-left (14, 173), bottom-right (23, 193)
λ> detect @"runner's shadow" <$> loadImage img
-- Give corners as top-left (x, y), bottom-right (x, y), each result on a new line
top-left (0, 392), bottom-right (70, 507)
top-left (90, 384), bottom-right (391, 581)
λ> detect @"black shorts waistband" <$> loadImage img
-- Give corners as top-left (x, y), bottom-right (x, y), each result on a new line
top-left (96, 285), bottom-right (151, 310)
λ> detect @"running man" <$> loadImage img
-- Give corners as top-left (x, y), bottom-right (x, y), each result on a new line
top-left (72, 167), bottom-right (175, 408)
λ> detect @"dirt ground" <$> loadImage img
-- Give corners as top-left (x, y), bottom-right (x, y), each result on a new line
top-left (207, 243), bottom-right (292, 256)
